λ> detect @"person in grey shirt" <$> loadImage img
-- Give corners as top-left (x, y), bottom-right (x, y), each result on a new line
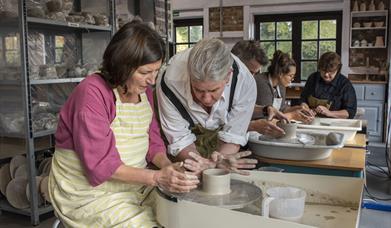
top-left (232, 41), bottom-right (289, 138)
top-left (255, 50), bottom-right (315, 124)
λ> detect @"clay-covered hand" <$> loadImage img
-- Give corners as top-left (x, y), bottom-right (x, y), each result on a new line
top-left (266, 106), bottom-right (290, 122)
top-left (183, 152), bottom-right (217, 175)
top-left (153, 162), bottom-right (199, 193)
top-left (211, 151), bottom-right (258, 175)
top-left (293, 109), bottom-right (315, 124)
top-left (252, 119), bottom-right (285, 138)
top-left (315, 105), bottom-right (332, 117)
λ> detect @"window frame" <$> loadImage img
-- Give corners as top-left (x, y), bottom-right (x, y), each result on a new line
top-left (254, 11), bottom-right (342, 82)
top-left (173, 18), bottom-right (203, 54)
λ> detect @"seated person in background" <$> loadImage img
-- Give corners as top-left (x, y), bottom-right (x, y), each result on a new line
top-left (231, 41), bottom-right (289, 138)
top-left (300, 52), bottom-right (357, 119)
top-left (254, 50), bottom-right (315, 126)
top-left (157, 38), bottom-right (258, 175)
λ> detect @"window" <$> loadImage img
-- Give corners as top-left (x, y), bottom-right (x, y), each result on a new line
top-left (54, 35), bottom-right (65, 64)
top-left (173, 19), bottom-right (203, 54)
top-left (4, 34), bottom-right (19, 65)
top-left (255, 12), bottom-right (341, 81)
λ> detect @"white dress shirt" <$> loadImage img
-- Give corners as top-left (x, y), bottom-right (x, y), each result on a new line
top-left (156, 48), bottom-right (256, 156)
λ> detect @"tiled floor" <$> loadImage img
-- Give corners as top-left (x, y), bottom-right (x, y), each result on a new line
top-left (1, 168), bottom-right (391, 228)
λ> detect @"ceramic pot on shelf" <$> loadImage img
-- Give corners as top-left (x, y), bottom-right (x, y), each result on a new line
top-left (369, 0), bottom-right (376, 11)
top-left (377, 1), bottom-right (385, 10)
top-left (375, 36), bottom-right (384, 47)
top-left (360, 1), bottom-right (366, 11)
top-left (352, 0), bottom-right (359, 11)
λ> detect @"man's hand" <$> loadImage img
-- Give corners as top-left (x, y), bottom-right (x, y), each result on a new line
top-left (183, 152), bottom-right (217, 176)
top-left (211, 151), bottom-right (258, 175)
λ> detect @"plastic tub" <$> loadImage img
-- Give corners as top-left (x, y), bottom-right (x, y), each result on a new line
top-left (296, 118), bottom-right (362, 142)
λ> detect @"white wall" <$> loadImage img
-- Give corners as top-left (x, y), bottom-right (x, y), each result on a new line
top-left (172, 0), bottom-right (350, 75)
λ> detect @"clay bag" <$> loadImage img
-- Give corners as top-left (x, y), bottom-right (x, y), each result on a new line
top-left (6, 177), bottom-right (29, 209)
top-left (26, 176), bottom-right (44, 206)
top-left (0, 163), bottom-right (11, 196)
top-left (9, 155), bottom-right (26, 179)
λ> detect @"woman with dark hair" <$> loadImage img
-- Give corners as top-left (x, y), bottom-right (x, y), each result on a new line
top-left (48, 21), bottom-right (198, 227)
top-left (255, 51), bottom-right (314, 135)
top-left (300, 52), bottom-right (357, 119)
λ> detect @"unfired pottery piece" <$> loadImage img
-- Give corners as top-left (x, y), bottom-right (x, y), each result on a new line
top-left (40, 176), bottom-right (50, 203)
top-left (14, 164), bottom-right (28, 179)
top-left (202, 169), bottom-right (230, 195)
top-left (0, 163), bottom-right (11, 196)
top-left (277, 121), bottom-right (297, 140)
top-left (6, 178), bottom-right (29, 209)
top-left (26, 176), bottom-right (43, 206)
top-left (9, 155), bottom-right (26, 179)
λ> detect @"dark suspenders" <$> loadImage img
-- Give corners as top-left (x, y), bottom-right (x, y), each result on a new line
top-left (161, 61), bottom-right (239, 129)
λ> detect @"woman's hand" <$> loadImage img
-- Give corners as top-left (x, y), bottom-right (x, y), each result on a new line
top-left (266, 106), bottom-right (289, 122)
top-left (250, 119), bottom-right (285, 138)
top-left (153, 162), bottom-right (199, 193)
top-left (211, 151), bottom-right (258, 175)
top-left (293, 109), bottom-right (315, 124)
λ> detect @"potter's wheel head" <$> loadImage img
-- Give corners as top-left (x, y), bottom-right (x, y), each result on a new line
top-left (158, 179), bottom-right (262, 210)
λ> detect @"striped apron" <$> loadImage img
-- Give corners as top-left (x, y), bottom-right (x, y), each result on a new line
top-left (48, 89), bottom-right (159, 227)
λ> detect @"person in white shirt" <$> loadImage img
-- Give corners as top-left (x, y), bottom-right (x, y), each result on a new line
top-left (156, 38), bottom-right (257, 174)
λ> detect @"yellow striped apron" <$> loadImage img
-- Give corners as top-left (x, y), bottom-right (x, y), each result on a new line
top-left (48, 89), bottom-right (159, 228)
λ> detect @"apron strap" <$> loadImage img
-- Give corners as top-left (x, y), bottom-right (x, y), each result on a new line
top-left (161, 71), bottom-right (195, 128)
top-left (161, 61), bottom-right (239, 129)
top-left (228, 60), bottom-right (239, 112)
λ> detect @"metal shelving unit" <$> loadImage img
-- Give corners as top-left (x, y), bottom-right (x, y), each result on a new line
top-left (0, 0), bottom-right (115, 225)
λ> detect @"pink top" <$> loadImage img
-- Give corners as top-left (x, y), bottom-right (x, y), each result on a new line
top-left (55, 74), bottom-right (166, 186)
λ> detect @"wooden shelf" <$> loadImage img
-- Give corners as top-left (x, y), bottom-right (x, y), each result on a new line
top-left (351, 10), bottom-right (388, 17)
top-left (27, 17), bottom-right (112, 32)
top-left (350, 46), bottom-right (386, 49)
top-left (351, 27), bottom-right (386, 30)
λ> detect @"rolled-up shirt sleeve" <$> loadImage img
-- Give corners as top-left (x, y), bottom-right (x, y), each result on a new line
top-left (73, 108), bottom-right (123, 187)
top-left (219, 67), bottom-right (257, 146)
top-left (145, 87), bottom-right (167, 162)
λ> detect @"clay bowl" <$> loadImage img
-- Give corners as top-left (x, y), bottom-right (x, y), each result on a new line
top-left (40, 176), bottom-right (50, 203)
top-left (26, 176), bottom-right (44, 206)
top-left (9, 155), bottom-right (27, 179)
top-left (374, 21), bottom-right (384, 27)
top-left (6, 178), bottom-right (30, 209)
top-left (0, 163), bottom-right (11, 196)
top-left (363, 22), bottom-right (372, 28)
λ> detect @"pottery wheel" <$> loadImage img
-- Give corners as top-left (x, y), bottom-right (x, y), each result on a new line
top-left (159, 179), bottom-right (262, 210)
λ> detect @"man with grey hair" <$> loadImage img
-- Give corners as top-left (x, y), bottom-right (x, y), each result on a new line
top-left (156, 38), bottom-right (257, 174)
